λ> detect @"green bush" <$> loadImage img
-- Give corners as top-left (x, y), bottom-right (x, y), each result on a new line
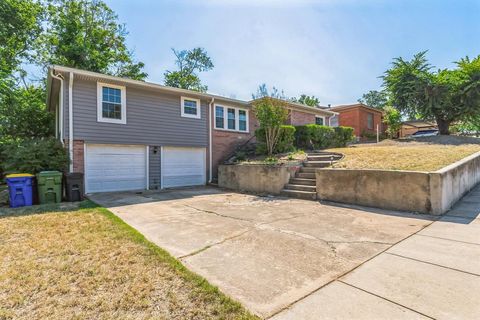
top-left (331, 126), bottom-right (355, 147)
top-left (255, 125), bottom-right (296, 154)
top-left (1, 138), bottom-right (69, 176)
top-left (295, 125), bottom-right (354, 149)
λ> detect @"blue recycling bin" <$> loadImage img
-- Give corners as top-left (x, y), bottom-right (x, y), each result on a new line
top-left (5, 174), bottom-right (34, 208)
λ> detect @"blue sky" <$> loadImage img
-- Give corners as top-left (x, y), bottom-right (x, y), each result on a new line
top-left (104, 0), bottom-right (479, 105)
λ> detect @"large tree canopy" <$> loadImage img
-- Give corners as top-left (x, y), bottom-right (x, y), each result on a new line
top-left (37, 0), bottom-right (147, 80)
top-left (358, 90), bottom-right (388, 109)
top-left (383, 51), bottom-right (480, 134)
top-left (164, 48), bottom-right (214, 92)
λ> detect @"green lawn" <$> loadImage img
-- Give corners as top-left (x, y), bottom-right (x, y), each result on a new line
top-left (0, 202), bottom-right (257, 320)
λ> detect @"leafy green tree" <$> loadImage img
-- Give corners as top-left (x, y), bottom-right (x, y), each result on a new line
top-left (383, 51), bottom-right (480, 135)
top-left (0, 84), bottom-right (54, 140)
top-left (292, 94), bottom-right (320, 107)
top-left (164, 48), bottom-right (214, 92)
top-left (252, 85), bottom-right (290, 155)
top-left (37, 0), bottom-right (147, 80)
top-left (0, 0), bottom-right (43, 80)
top-left (358, 90), bottom-right (388, 109)
top-left (382, 106), bottom-right (402, 139)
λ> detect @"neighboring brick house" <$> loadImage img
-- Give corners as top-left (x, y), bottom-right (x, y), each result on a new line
top-left (399, 120), bottom-right (437, 138)
top-left (47, 65), bottom-right (337, 192)
top-left (330, 103), bottom-right (385, 140)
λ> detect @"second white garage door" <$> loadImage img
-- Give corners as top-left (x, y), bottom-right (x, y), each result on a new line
top-left (85, 144), bottom-right (147, 193)
top-left (162, 147), bottom-right (206, 188)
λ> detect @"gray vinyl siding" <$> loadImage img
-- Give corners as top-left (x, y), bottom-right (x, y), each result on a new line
top-left (149, 146), bottom-right (161, 189)
top-left (65, 78), bottom-right (208, 147)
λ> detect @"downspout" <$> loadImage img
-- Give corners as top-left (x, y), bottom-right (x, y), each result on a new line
top-left (50, 70), bottom-right (64, 145)
top-left (209, 97), bottom-right (214, 183)
top-left (68, 72), bottom-right (74, 173)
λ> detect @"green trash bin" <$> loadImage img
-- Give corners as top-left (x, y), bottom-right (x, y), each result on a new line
top-left (37, 171), bottom-right (62, 204)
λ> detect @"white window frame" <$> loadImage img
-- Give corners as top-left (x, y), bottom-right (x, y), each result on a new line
top-left (97, 82), bottom-right (127, 124)
top-left (214, 104), bottom-right (249, 133)
top-left (181, 96), bottom-right (201, 119)
top-left (315, 115), bottom-right (326, 126)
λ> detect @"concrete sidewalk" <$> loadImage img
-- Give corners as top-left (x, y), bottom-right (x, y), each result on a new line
top-left (272, 185), bottom-right (480, 320)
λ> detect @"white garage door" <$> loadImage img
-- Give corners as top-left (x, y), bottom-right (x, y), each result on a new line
top-left (86, 144), bottom-right (147, 193)
top-left (162, 147), bottom-right (206, 188)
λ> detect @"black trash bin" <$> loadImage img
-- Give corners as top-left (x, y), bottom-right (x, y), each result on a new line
top-left (65, 172), bottom-right (84, 202)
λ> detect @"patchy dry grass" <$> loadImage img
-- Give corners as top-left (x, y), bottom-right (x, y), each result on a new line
top-left (0, 202), bottom-right (257, 320)
top-left (328, 137), bottom-right (480, 171)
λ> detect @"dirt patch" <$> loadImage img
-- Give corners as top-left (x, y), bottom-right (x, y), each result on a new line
top-left (328, 136), bottom-right (480, 171)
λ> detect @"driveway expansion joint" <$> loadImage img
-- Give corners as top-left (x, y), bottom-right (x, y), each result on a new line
top-left (384, 252), bottom-right (480, 277)
top-left (415, 233), bottom-right (480, 246)
top-left (337, 280), bottom-right (436, 320)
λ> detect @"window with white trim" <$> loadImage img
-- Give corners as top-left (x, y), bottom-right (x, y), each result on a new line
top-left (214, 104), bottom-right (249, 132)
top-left (97, 82), bottom-right (126, 124)
top-left (315, 116), bottom-right (325, 126)
top-left (181, 96), bottom-right (201, 119)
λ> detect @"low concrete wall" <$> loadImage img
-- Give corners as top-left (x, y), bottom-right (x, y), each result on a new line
top-left (430, 151), bottom-right (480, 214)
top-left (316, 151), bottom-right (480, 215)
top-left (218, 164), bottom-right (300, 195)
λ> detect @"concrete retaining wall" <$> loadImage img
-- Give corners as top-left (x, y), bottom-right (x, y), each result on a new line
top-left (430, 151), bottom-right (480, 214)
top-left (218, 164), bottom-right (300, 194)
top-left (316, 151), bottom-right (480, 215)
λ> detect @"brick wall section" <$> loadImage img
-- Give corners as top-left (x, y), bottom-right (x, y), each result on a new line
top-left (211, 110), bottom-right (259, 180)
top-left (338, 108), bottom-right (361, 136)
top-left (287, 110), bottom-right (316, 125)
top-left (72, 140), bottom-right (85, 173)
top-left (337, 107), bottom-right (384, 138)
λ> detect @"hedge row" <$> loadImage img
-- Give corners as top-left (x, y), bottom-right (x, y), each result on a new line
top-left (255, 124), bottom-right (354, 154)
top-left (1, 138), bottom-right (69, 177)
top-left (295, 125), bottom-right (354, 149)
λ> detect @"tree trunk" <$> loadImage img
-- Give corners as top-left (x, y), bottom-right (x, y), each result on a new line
top-left (436, 117), bottom-right (451, 135)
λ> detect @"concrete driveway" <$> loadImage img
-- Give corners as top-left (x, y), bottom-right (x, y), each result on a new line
top-left (90, 187), bottom-right (480, 319)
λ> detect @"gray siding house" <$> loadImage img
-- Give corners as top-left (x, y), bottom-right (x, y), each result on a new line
top-left (46, 65), bottom-right (337, 193)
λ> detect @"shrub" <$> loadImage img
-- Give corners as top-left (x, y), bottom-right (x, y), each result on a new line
top-left (331, 126), bottom-right (355, 147)
top-left (255, 125), bottom-right (296, 154)
top-left (2, 138), bottom-right (69, 176)
top-left (295, 125), bottom-right (354, 149)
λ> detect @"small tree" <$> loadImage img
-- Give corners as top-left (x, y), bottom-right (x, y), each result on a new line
top-left (383, 106), bottom-right (402, 138)
top-left (252, 85), bottom-right (289, 155)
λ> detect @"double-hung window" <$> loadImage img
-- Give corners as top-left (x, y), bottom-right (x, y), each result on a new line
top-left (97, 83), bottom-right (126, 124)
top-left (315, 116), bottom-right (325, 126)
top-left (181, 97), bottom-right (201, 119)
top-left (214, 104), bottom-right (249, 132)
top-left (367, 113), bottom-right (374, 129)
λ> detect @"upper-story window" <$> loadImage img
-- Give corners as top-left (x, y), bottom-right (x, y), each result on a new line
top-left (181, 96), bottom-right (201, 119)
top-left (367, 113), bottom-right (374, 129)
top-left (315, 116), bottom-right (325, 126)
top-left (97, 82), bottom-right (126, 124)
top-left (214, 104), bottom-right (249, 132)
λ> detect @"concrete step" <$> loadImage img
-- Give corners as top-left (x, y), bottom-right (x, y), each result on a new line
top-left (289, 178), bottom-right (316, 186)
top-left (304, 161), bottom-right (332, 168)
top-left (307, 155), bottom-right (341, 161)
top-left (296, 172), bottom-right (316, 179)
top-left (281, 189), bottom-right (317, 200)
top-left (300, 167), bottom-right (317, 173)
top-left (284, 184), bottom-right (316, 192)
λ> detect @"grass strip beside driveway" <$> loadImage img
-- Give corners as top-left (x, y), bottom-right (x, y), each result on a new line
top-left (0, 201), bottom-right (257, 320)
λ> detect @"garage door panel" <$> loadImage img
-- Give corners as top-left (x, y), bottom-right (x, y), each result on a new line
top-left (162, 147), bottom-right (205, 188)
top-left (86, 144), bottom-right (146, 193)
